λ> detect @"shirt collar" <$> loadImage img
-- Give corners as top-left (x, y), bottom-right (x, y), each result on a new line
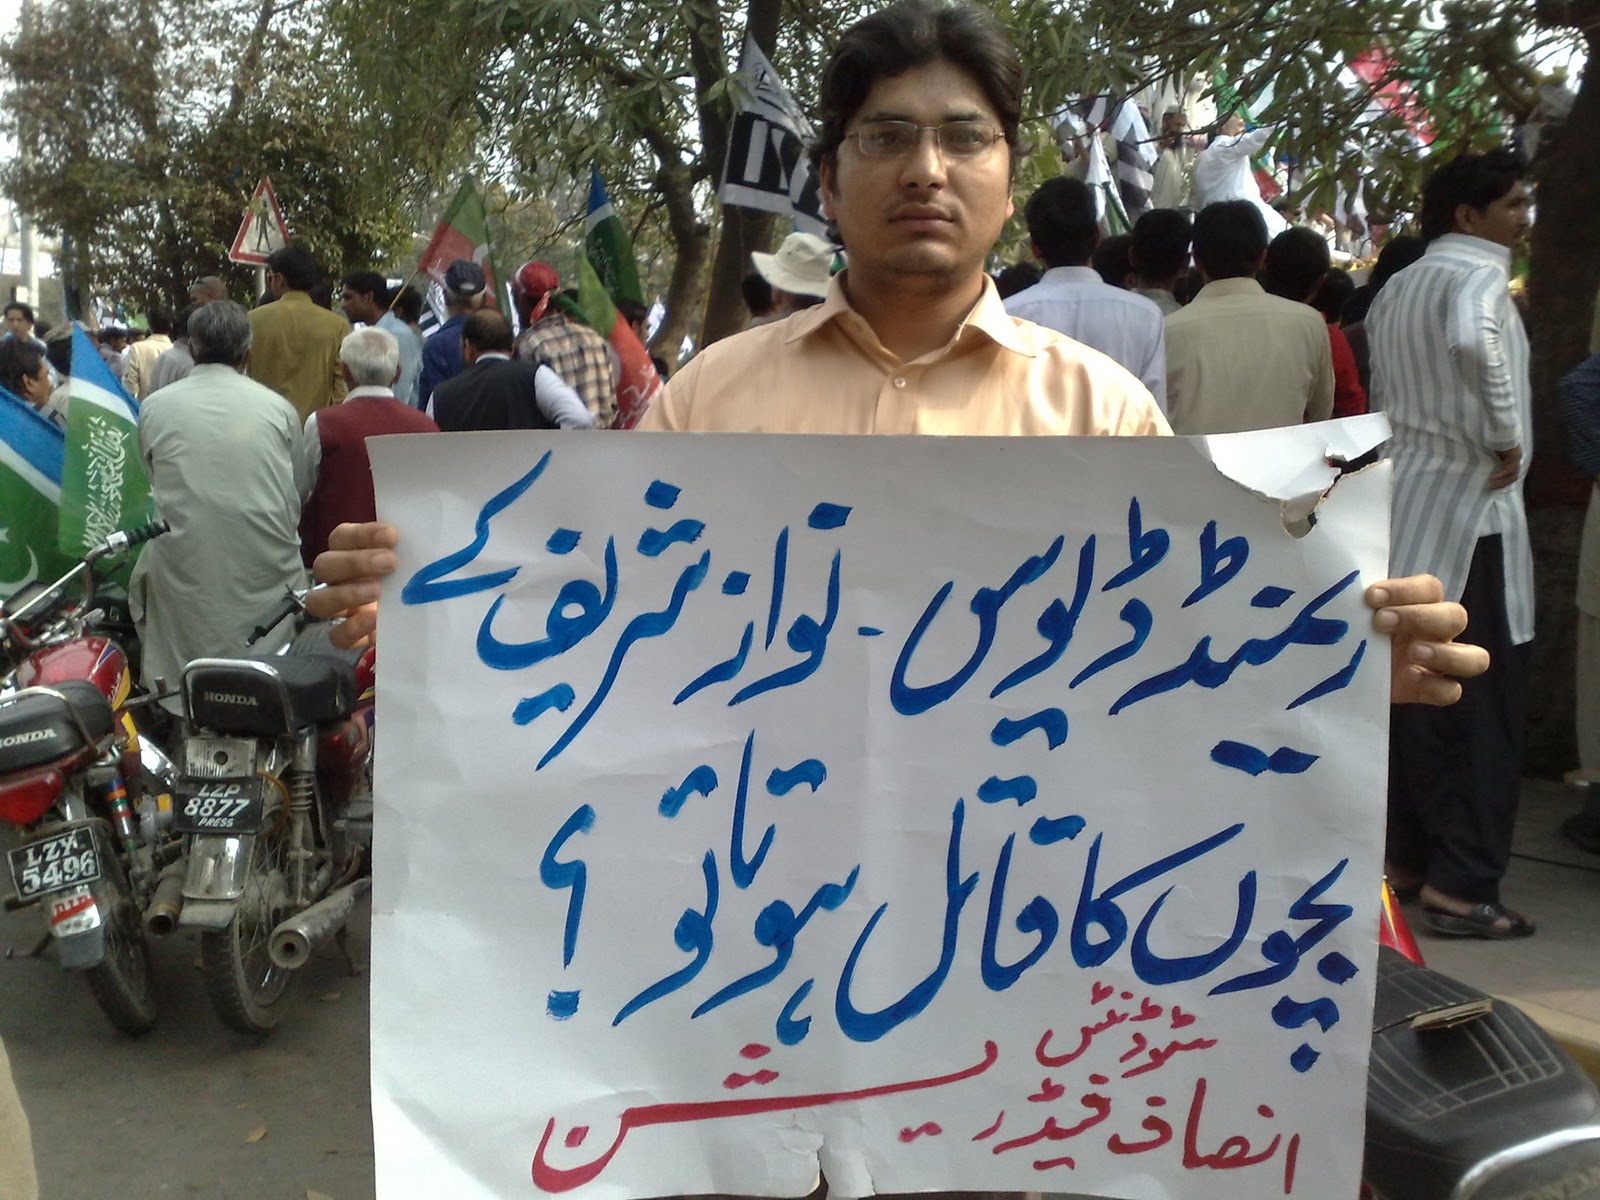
top-left (1193, 277), bottom-right (1266, 301)
top-left (1428, 232), bottom-right (1513, 273)
top-left (344, 384), bottom-right (395, 401)
top-left (1040, 266), bottom-right (1104, 286)
top-left (784, 272), bottom-right (1034, 360)
top-left (476, 351), bottom-right (512, 362)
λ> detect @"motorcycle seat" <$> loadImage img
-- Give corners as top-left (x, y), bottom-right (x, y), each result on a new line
top-left (0, 681), bottom-right (116, 773)
top-left (268, 653), bottom-right (359, 724)
top-left (184, 653), bottom-right (358, 735)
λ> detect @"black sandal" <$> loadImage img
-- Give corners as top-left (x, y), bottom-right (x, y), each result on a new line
top-left (1423, 902), bottom-right (1536, 940)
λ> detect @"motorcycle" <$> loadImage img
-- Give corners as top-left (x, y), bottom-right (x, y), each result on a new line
top-left (0, 522), bottom-right (178, 1035)
top-left (172, 591), bottom-right (375, 1034)
top-left (1363, 883), bottom-right (1600, 1198)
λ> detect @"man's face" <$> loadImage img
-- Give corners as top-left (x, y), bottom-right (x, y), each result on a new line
top-left (1459, 181), bottom-right (1532, 249)
top-left (1221, 113), bottom-right (1246, 136)
top-left (818, 59), bottom-right (1013, 297)
top-left (1163, 112), bottom-right (1187, 136)
top-left (6, 310), bottom-right (30, 339)
top-left (340, 286), bottom-right (378, 324)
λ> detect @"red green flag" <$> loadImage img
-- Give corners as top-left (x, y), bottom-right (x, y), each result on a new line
top-left (417, 181), bottom-right (510, 314)
top-left (572, 254), bottom-right (661, 430)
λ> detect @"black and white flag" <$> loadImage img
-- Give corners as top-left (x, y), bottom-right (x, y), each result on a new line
top-left (1085, 95), bottom-right (1157, 219)
top-left (717, 37), bottom-right (827, 234)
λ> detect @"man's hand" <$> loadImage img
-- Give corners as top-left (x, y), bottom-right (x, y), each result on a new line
top-left (309, 522), bottom-right (399, 649)
top-left (1367, 574), bottom-right (1489, 706)
top-left (1488, 446), bottom-right (1522, 490)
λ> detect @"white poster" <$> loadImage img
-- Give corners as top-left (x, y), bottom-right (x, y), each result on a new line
top-left (370, 424), bottom-right (1391, 1200)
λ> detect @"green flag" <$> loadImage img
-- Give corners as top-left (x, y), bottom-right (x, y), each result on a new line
top-left (584, 166), bottom-right (645, 309)
top-left (0, 388), bottom-right (74, 595)
top-left (63, 325), bottom-right (152, 577)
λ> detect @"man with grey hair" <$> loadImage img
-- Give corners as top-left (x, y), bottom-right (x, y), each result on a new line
top-left (299, 326), bottom-right (438, 563)
top-left (129, 301), bottom-right (312, 709)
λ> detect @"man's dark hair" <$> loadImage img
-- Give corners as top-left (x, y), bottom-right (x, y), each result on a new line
top-left (993, 260), bottom-right (1041, 298)
top-left (44, 326), bottom-right (72, 377)
top-left (1024, 176), bottom-right (1098, 268)
top-left (1130, 208), bottom-right (1192, 283)
top-left (0, 338), bottom-right (44, 397)
top-left (1091, 234), bottom-right (1135, 288)
top-left (393, 287), bottom-right (424, 324)
top-left (266, 245), bottom-right (321, 292)
top-left (1260, 227), bottom-right (1331, 303)
top-left (1418, 149), bottom-right (1525, 243)
top-left (1312, 269), bottom-right (1355, 323)
top-left (617, 298), bottom-right (648, 328)
top-left (5, 302), bottom-right (34, 324)
top-left (741, 271), bottom-right (774, 317)
top-left (1371, 234), bottom-right (1426, 290)
top-left (815, 0), bottom-right (1022, 173)
top-left (343, 270), bottom-right (390, 306)
top-left (147, 308), bottom-right (174, 337)
top-left (1192, 201), bottom-right (1269, 280)
top-left (462, 309), bottom-right (515, 354)
top-left (173, 303), bottom-right (200, 342)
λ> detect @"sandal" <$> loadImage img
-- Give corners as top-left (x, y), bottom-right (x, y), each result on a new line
top-left (1423, 901), bottom-right (1536, 940)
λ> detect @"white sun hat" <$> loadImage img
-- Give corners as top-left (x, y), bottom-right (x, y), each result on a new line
top-left (751, 232), bottom-right (837, 299)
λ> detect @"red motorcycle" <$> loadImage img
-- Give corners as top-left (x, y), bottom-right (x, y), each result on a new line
top-left (0, 522), bottom-right (178, 1034)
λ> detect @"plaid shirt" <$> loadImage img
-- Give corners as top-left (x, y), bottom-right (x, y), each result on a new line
top-left (516, 313), bottom-right (618, 428)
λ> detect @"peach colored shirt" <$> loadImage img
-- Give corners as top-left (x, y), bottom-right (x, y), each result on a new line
top-left (641, 275), bottom-right (1170, 437)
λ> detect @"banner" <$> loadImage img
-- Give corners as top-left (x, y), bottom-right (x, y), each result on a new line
top-left (717, 37), bottom-right (827, 235)
top-left (585, 167), bottom-right (646, 311)
top-left (369, 419), bottom-right (1392, 1200)
top-left (62, 325), bottom-right (151, 571)
top-left (416, 181), bottom-right (510, 316)
top-left (0, 387), bottom-right (71, 594)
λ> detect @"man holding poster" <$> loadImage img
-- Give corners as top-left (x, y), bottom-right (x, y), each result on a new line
top-left (310, 3), bottom-right (1487, 1198)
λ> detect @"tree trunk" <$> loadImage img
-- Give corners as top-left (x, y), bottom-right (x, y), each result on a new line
top-left (697, 0), bottom-right (784, 348)
top-left (1521, 29), bottom-right (1600, 778)
top-left (648, 154), bottom-right (712, 372)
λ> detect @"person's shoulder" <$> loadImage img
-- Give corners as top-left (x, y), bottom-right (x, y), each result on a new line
top-left (1025, 320), bottom-right (1152, 387)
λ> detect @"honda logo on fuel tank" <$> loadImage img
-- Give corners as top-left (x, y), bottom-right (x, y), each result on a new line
top-left (0, 729), bottom-right (55, 750)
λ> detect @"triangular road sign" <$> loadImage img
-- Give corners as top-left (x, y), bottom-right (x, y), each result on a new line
top-left (228, 177), bottom-right (292, 265)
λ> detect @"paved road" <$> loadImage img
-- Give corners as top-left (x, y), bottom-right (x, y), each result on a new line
top-left (0, 889), bottom-right (376, 1200)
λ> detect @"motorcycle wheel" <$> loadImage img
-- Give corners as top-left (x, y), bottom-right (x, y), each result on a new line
top-left (83, 902), bottom-right (158, 1036)
top-left (201, 826), bottom-right (293, 1034)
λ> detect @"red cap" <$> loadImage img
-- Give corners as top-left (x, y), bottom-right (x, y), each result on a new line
top-left (513, 260), bottom-right (561, 298)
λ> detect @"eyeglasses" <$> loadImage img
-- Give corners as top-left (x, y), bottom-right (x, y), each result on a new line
top-left (848, 120), bottom-right (1006, 159)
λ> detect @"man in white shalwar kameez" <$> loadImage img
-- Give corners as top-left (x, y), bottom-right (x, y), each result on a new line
top-left (130, 301), bottom-right (310, 711)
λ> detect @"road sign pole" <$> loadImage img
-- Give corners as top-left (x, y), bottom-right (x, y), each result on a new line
top-left (256, 264), bottom-right (267, 302)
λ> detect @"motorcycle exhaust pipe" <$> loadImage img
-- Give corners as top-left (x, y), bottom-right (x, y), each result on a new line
top-left (143, 862), bottom-right (186, 937)
top-left (268, 878), bottom-right (371, 970)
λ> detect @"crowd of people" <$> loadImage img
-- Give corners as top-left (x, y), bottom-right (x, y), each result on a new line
top-left (0, 0), bottom-right (1543, 945)
top-left (4, 0), bottom-right (1555, 1193)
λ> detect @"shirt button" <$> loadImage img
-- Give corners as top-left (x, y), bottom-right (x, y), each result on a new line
top-left (892, 376), bottom-right (907, 389)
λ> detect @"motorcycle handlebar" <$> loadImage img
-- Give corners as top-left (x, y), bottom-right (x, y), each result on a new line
top-left (2, 520), bottom-right (170, 641)
top-left (85, 519), bottom-right (169, 567)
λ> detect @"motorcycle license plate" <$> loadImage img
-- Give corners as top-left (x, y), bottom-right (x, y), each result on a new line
top-left (173, 777), bottom-right (265, 834)
top-left (8, 829), bottom-right (101, 902)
